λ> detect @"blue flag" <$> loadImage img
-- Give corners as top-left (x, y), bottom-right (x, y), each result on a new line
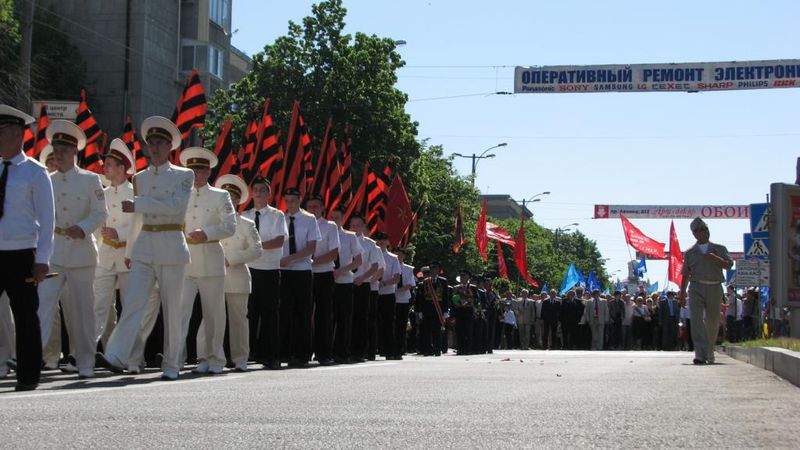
top-left (648, 281), bottom-right (659, 294)
top-left (726, 269), bottom-right (736, 285)
top-left (587, 271), bottom-right (601, 292)
top-left (635, 256), bottom-right (647, 278)
top-left (540, 283), bottom-right (549, 295)
top-left (559, 263), bottom-right (580, 296)
top-left (615, 279), bottom-right (623, 292)
top-left (761, 287), bottom-right (770, 308)
top-left (603, 287), bottom-right (610, 295)
top-left (577, 270), bottom-right (587, 288)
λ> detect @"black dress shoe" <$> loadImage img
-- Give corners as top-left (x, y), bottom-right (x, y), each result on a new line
top-left (693, 358), bottom-right (707, 365)
top-left (95, 353), bottom-right (124, 374)
top-left (318, 358), bottom-right (336, 366)
top-left (14, 383), bottom-right (37, 392)
top-left (287, 360), bottom-right (309, 369)
top-left (265, 360), bottom-right (282, 370)
top-left (6, 358), bottom-right (17, 370)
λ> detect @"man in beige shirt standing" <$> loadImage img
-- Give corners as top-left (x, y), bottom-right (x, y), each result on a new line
top-left (679, 217), bottom-right (733, 365)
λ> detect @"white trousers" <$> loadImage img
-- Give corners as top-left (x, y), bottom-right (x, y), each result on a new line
top-left (0, 293), bottom-right (15, 364)
top-left (126, 287), bottom-right (161, 370)
top-left (197, 293), bottom-right (249, 367)
top-left (105, 261), bottom-right (186, 373)
top-left (38, 265), bottom-right (97, 372)
top-left (181, 276), bottom-right (226, 368)
top-left (93, 266), bottom-right (129, 345)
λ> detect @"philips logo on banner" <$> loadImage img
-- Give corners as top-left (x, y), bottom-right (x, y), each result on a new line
top-left (515, 60), bottom-right (800, 94)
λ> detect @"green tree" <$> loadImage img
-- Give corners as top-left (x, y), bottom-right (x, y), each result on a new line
top-left (0, 0), bottom-right (22, 103)
top-left (205, 0), bottom-right (419, 174)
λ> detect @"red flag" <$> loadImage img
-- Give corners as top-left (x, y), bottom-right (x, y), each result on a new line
top-left (400, 200), bottom-right (424, 248)
top-left (122, 116), bottom-right (146, 171)
top-left (512, 218), bottom-right (539, 287)
top-left (486, 221), bottom-right (516, 247)
top-left (76, 89), bottom-right (104, 174)
top-left (620, 214), bottom-right (665, 258)
top-left (475, 199), bottom-right (488, 260)
top-left (385, 174), bottom-right (413, 247)
top-left (171, 68), bottom-right (207, 141)
top-left (668, 221), bottom-right (684, 286)
top-left (453, 205), bottom-right (466, 253)
top-left (496, 241), bottom-right (509, 279)
top-left (26, 103), bottom-right (49, 159)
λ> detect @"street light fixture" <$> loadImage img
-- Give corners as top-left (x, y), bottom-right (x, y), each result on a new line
top-left (519, 191), bottom-right (551, 208)
top-left (452, 142), bottom-right (508, 186)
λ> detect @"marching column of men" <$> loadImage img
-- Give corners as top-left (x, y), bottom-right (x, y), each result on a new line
top-left (1, 104), bottom-right (724, 392)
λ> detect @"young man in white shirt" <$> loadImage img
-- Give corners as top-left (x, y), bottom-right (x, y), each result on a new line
top-left (279, 187), bottom-right (321, 368)
top-left (393, 248), bottom-right (416, 357)
top-left (241, 177), bottom-right (287, 370)
top-left (306, 194), bottom-right (339, 366)
top-left (374, 232), bottom-right (401, 360)
top-left (349, 213), bottom-right (382, 362)
top-left (330, 206), bottom-right (362, 364)
top-left (0, 105), bottom-right (54, 391)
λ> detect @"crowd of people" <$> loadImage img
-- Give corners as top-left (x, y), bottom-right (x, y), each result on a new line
top-left (0, 105), bottom-right (769, 393)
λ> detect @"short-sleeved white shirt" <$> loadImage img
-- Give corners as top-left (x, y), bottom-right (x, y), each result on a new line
top-left (242, 205), bottom-right (288, 271)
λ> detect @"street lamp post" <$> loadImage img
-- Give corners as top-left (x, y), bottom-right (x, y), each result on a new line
top-left (453, 142), bottom-right (507, 186)
top-left (519, 191), bottom-right (551, 209)
top-left (552, 222), bottom-right (579, 259)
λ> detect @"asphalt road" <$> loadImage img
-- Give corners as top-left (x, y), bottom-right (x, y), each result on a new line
top-left (1, 350), bottom-right (798, 449)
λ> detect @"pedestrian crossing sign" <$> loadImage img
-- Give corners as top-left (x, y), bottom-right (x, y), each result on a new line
top-left (744, 233), bottom-right (769, 260)
top-left (749, 203), bottom-right (770, 239)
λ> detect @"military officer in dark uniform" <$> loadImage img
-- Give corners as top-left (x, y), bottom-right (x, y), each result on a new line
top-left (453, 269), bottom-right (477, 355)
top-left (472, 274), bottom-right (488, 354)
top-left (417, 261), bottom-right (448, 356)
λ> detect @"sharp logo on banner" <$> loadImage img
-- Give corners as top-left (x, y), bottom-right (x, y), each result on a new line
top-left (515, 59), bottom-right (800, 94)
top-left (594, 204), bottom-right (750, 219)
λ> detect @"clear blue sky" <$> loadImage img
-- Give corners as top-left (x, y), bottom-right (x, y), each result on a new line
top-left (232, 0), bottom-right (800, 286)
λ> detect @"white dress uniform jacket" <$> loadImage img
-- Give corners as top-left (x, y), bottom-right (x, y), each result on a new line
top-left (96, 181), bottom-right (133, 272)
top-left (50, 166), bottom-right (107, 267)
top-left (126, 162), bottom-right (194, 265)
top-left (222, 215), bottom-right (263, 294)
top-left (183, 184), bottom-right (237, 277)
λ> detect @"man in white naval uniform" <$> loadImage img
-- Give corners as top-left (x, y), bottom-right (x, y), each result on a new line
top-left (93, 139), bottom-right (135, 348)
top-left (213, 174), bottom-right (262, 371)
top-left (178, 147), bottom-right (236, 375)
top-left (96, 116), bottom-right (194, 381)
top-left (37, 120), bottom-right (107, 378)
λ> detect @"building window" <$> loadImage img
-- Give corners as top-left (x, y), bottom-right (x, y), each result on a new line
top-left (209, 45), bottom-right (224, 79)
top-left (181, 42), bottom-right (209, 73)
top-left (209, 0), bottom-right (229, 28)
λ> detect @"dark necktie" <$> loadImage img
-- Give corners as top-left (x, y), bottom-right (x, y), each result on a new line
top-left (288, 216), bottom-right (297, 254)
top-left (254, 210), bottom-right (261, 231)
top-left (594, 300), bottom-right (599, 318)
top-left (669, 300), bottom-right (674, 317)
top-left (0, 161), bottom-right (10, 220)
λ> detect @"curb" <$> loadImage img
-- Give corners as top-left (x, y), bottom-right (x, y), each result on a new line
top-left (720, 345), bottom-right (800, 388)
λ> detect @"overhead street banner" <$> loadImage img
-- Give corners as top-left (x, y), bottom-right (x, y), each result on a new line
top-left (594, 205), bottom-right (750, 220)
top-left (515, 60), bottom-right (800, 94)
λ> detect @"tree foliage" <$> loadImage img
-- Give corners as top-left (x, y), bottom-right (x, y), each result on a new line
top-left (205, 0), bottom-right (419, 174)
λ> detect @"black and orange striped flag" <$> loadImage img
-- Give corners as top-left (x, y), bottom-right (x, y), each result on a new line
top-left (253, 99), bottom-right (282, 185)
top-left (209, 118), bottom-right (235, 182)
top-left (122, 116), bottom-right (147, 171)
top-left (311, 118), bottom-right (333, 197)
top-left (25, 103), bottom-right (49, 160)
top-left (22, 126), bottom-right (35, 155)
top-left (237, 118), bottom-right (258, 180)
top-left (399, 200), bottom-right (424, 249)
top-left (340, 125), bottom-right (353, 201)
top-left (76, 89), bottom-right (104, 174)
top-left (343, 162), bottom-right (369, 227)
top-left (366, 160), bottom-right (392, 235)
top-left (279, 100), bottom-right (311, 201)
top-left (453, 205), bottom-right (466, 253)
top-left (171, 68), bottom-right (207, 142)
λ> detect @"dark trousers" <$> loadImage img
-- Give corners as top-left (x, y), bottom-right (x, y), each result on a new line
top-left (249, 268), bottom-right (280, 362)
top-left (473, 317), bottom-right (487, 353)
top-left (280, 270), bottom-right (313, 363)
top-left (377, 294), bottom-right (396, 357)
top-left (312, 271), bottom-right (335, 362)
top-left (543, 320), bottom-right (559, 349)
top-left (394, 302), bottom-right (410, 356)
top-left (661, 316), bottom-right (679, 350)
top-left (332, 283), bottom-right (354, 361)
top-left (561, 321), bottom-right (576, 349)
top-left (0, 250), bottom-right (42, 386)
top-left (608, 320), bottom-right (622, 349)
top-left (185, 294), bottom-right (202, 364)
top-left (367, 290), bottom-right (379, 358)
top-left (419, 303), bottom-right (442, 355)
top-left (726, 316), bottom-right (741, 343)
top-left (455, 308), bottom-right (473, 354)
top-left (686, 319), bottom-right (694, 351)
top-left (486, 310), bottom-right (497, 351)
top-left (503, 324), bottom-right (515, 349)
top-left (350, 283), bottom-right (370, 359)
